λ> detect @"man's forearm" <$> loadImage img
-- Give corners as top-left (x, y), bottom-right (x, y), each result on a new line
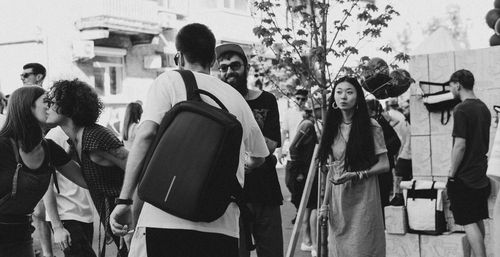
top-left (43, 180), bottom-right (63, 228)
top-left (119, 124), bottom-right (156, 199)
top-left (449, 144), bottom-right (466, 177)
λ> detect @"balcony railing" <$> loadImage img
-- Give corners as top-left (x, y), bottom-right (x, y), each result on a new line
top-left (76, 0), bottom-right (162, 34)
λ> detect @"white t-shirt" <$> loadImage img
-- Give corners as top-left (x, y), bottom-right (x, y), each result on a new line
top-left (282, 106), bottom-right (303, 160)
top-left (45, 126), bottom-right (94, 223)
top-left (136, 70), bottom-right (269, 238)
top-left (0, 113), bottom-right (6, 129)
top-left (387, 109), bottom-right (406, 137)
top-left (398, 120), bottom-right (411, 160)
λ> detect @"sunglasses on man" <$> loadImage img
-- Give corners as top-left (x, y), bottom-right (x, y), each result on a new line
top-left (296, 97), bottom-right (307, 102)
top-left (20, 72), bottom-right (35, 79)
top-left (219, 62), bottom-right (243, 72)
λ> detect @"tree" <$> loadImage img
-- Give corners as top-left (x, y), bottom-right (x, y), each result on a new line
top-left (251, 0), bottom-right (409, 110)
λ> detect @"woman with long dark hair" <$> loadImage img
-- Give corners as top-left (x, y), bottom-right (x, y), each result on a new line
top-left (45, 79), bottom-right (129, 256)
top-left (0, 86), bottom-right (86, 257)
top-left (121, 102), bottom-right (143, 150)
top-left (318, 77), bottom-right (389, 257)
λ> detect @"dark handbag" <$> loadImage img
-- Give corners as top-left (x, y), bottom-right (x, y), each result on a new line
top-left (420, 81), bottom-right (461, 125)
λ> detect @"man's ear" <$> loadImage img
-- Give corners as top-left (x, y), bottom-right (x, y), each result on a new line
top-left (36, 74), bottom-right (44, 83)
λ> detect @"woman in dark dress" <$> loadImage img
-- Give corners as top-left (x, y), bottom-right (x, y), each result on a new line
top-left (45, 79), bottom-right (129, 256)
top-left (0, 86), bottom-right (86, 257)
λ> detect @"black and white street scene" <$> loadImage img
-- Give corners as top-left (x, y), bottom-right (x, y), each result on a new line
top-left (1, 0), bottom-right (500, 257)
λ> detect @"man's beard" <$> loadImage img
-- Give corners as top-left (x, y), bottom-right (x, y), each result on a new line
top-left (223, 71), bottom-right (248, 97)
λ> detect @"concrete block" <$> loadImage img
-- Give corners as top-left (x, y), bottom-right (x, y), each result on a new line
top-left (481, 46), bottom-right (500, 89)
top-left (428, 52), bottom-right (455, 85)
top-left (385, 206), bottom-right (408, 235)
top-left (430, 134), bottom-right (453, 177)
top-left (411, 136), bottom-right (432, 177)
top-left (410, 94), bottom-right (430, 136)
top-left (386, 232), bottom-right (420, 257)
top-left (409, 54), bottom-right (429, 94)
top-left (429, 111), bottom-right (454, 135)
top-left (454, 49), bottom-right (485, 81)
top-left (420, 233), bottom-right (469, 257)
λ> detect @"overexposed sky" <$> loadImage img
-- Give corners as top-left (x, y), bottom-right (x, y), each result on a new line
top-left (382, 0), bottom-right (492, 52)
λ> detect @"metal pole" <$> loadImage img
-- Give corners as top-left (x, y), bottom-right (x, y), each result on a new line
top-left (285, 145), bottom-right (320, 257)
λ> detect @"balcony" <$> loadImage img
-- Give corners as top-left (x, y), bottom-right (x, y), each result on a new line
top-left (75, 0), bottom-right (162, 35)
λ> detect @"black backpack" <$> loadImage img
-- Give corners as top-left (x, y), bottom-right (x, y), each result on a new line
top-left (137, 70), bottom-right (244, 222)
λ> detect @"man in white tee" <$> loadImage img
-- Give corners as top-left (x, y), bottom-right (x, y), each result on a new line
top-left (109, 23), bottom-right (268, 257)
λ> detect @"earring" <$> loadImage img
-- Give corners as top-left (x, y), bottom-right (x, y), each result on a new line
top-left (332, 102), bottom-right (339, 109)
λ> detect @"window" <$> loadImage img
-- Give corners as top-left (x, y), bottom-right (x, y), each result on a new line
top-left (92, 54), bottom-right (124, 96)
top-left (223, 0), bottom-right (248, 12)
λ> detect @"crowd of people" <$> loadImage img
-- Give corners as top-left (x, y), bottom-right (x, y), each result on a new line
top-left (0, 22), bottom-right (493, 257)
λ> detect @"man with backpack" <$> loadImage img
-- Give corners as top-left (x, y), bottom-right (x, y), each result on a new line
top-left (216, 43), bottom-right (283, 257)
top-left (109, 23), bottom-right (269, 257)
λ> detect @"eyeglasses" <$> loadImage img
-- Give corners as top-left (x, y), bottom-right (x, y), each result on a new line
top-left (296, 97), bottom-right (307, 102)
top-left (43, 98), bottom-right (55, 108)
top-left (20, 72), bottom-right (35, 79)
top-left (219, 62), bottom-right (243, 72)
top-left (174, 52), bottom-right (180, 66)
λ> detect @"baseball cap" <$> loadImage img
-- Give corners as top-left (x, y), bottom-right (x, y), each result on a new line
top-left (447, 69), bottom-right (474, 88)
top-left (215, 43), bottom-right (248, 64)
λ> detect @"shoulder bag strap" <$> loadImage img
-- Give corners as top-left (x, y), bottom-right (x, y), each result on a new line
top-left (0, 139), bottom-right (23, 206)
top-left (42, 139), bottom-right (60, 194)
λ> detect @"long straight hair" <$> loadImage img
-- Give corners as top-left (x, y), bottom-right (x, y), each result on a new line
top-left (318, 76), bottom-right (376, 172)
top-left (122, 102), bottom-right (142, 140)
top-left (0, 86), bottom-right (46, 152)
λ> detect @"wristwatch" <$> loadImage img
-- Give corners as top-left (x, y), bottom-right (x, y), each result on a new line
top-left (114, 198), bottom-right (133, 205)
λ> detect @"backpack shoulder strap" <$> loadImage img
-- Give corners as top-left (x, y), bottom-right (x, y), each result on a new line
top-left (175, 70), bottom-right (229, 111)
top-left (176, 70), bottom-right (201, 101)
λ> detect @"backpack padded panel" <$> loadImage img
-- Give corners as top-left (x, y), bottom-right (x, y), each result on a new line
top-left (138, 72), bottom-right (243, 222)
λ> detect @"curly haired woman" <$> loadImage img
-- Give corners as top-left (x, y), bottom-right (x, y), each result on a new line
top-left (45, 79), bottom-right (129, 256)
top-left (318, 77), bottom-right (390, 257)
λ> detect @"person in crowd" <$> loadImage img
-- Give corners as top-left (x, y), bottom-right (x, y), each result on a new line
top-left (216, 43), bottom-right (283, 257)
top-left (22, 63), bottom-right (46, 87)
top-left (447, 69), bottom-right (491, 257)
top-left (20, 62), bottom-right (53, 256)
top-left (0, 91), bottom-right (6, 127)
top-left (43, 126), bottom-right (96, 257)
top-left (366, 99), bottom-right (400, 210)
top-left (282, 89), bottom-right (309, 223)
top-left (0, 86), bottom-right (87, 257)
top-left (45, 79), bottom-right (130, 257)
top-left (318, 77), bottom-right (389, 257)
top-left (109, 23), bottom-right (268, 257)
top-left (288, 106), bottom-right (321, 257)
top-left (391, 99), bottom-right (412, 205)
top-left (122, 102), bottom-right (143, 150)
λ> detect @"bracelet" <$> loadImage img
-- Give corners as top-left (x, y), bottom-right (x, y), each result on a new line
top-left (114, 198), bottom-right (133, 205)
top-left (357, 171), bottom-right (363, 180)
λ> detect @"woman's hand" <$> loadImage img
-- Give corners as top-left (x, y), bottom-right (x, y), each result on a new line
top-left (318, 204), bottom-right (329, 220)
top-left (329, 172), bottom-right (358, 185)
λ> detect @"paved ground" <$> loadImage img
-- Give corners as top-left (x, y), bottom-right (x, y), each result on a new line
top-left (34, 166), bottom-right (312, 257)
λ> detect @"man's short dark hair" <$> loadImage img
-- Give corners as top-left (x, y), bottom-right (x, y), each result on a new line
top-left (175, 23), bottom-right (216, 68)
top-left (449, 69), bottom-right (474, 90)
top-left (23, 63), bottom-right (46, 79)
top-left (295, 89), bottom-right (308, 97)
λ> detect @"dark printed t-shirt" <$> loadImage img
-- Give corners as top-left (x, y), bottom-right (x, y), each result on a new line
top-left (244, 91), bottom-right (283, 205)
top-left (0, 137), bottom-right (70, 215)
top-left (452, 98), bottom-right (491, 188)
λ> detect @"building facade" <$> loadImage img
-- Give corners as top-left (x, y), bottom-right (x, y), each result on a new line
top-left (0, 0), bottom-right (257, 132)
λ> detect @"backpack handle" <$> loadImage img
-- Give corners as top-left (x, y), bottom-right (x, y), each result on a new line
top-left (176, 70), bottom-right (229, 111)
